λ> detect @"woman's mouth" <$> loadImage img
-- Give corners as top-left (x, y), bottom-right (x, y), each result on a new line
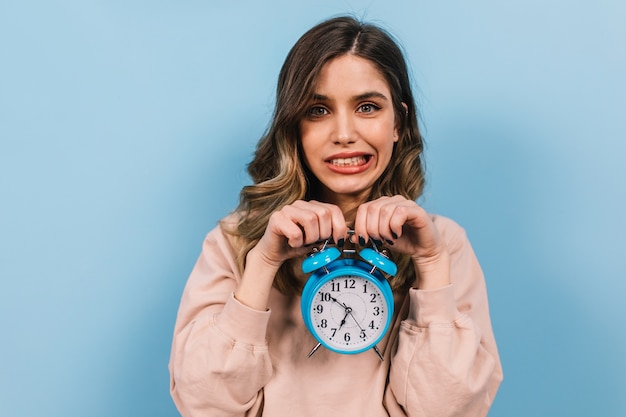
top-left (325, 154), bottom-right (373, 174)
top-left (327, 155), bottom-right (371, 166)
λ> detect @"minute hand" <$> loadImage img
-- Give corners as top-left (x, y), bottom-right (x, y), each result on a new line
top-left (330, 296), bottom-right (351, 329)
top-left (347, 309), bottom-right (385, 362)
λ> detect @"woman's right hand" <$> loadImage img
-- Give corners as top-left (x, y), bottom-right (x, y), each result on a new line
top-left (252, 200), bottom-right (348, 269)
top-left (235, 200), bottom-right (347, 310)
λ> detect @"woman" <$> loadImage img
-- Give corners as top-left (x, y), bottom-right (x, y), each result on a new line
top-left (169, 16), bottom-right (503, 417)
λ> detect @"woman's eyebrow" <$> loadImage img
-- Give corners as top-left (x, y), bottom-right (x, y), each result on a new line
top-left (353, 91), bottom-right (388, 101)
top-left (310, 92), bottom-right (388, 101)
top-left (311, 93), bottom-right (330, 101)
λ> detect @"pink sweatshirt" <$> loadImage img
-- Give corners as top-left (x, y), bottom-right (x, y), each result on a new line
top-left (169, 215), bottom-right (503, 417)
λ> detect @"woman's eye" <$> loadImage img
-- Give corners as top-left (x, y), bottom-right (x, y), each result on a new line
top-left (307, 106), bottom-right (328, 117)
top-left (358, 103), bottom-right (380, 114)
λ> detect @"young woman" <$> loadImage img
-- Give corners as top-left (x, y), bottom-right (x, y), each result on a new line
top-left (169, 16), bottom-right (502, 417)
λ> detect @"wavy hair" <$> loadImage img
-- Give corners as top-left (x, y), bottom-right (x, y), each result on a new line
top-left (223, 16), bottom-right (426, 295)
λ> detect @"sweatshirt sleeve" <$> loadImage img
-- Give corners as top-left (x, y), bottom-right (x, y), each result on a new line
top-left (387, 216), bottom-right (503, 417)
top-left (169, 225), bottom-right (273, 417)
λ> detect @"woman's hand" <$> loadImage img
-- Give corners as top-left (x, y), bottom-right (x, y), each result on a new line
top-left (236, 200), bottom-right (348, 310)
top-left (253, 200), bottom-right (349, 268)
top-left (353, 196), bottom-right (450, 290)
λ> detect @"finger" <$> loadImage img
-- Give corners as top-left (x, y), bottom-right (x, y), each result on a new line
top-left (354, 198), bottom-right (383, 245)
top-left (364, 200), bottom-right (384, 244)
top-left (302, 201), bottom-right (335, 244)
top-left (267, 207), bottom-right (308, 248)
top-left (287, 200), bottom-right (345, 246)
top-left (388, 202), bottom-right (443, 257)
top-left (352, 202), bottom-right (367, 245)
top-left (390, 201), bottom-right (428, 235)
top-left (281, 203), bottom-right (323, 246)
top-left (325, 203), bottom-right (349, 246)
top-left (377, 198), bottom-right (403, 244)
top-left (354, 196), bottom-right (396, 245)
top-left (299, 200), bottom-right (348, 246)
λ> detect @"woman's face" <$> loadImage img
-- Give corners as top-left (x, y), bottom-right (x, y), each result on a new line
top-left (300, 54), bottom-right (399, 211)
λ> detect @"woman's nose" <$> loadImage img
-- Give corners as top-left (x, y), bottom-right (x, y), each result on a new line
top-left (333, 112), bottom-right (357, 144)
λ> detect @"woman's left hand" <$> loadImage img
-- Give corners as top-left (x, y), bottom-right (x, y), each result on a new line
top-left (353, 195), bottom-right (450, 290)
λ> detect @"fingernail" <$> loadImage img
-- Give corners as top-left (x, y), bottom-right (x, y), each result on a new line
top-left (337, 238), bottom-right (345, 247)
top-left (391, 231), bottom-right (398, 239)
top-left (358, 235), bottom-right (366, 246)
top-left (385, 239), bottom-right (394, 246)
top-left (373, 239), bottom-right (383, 246)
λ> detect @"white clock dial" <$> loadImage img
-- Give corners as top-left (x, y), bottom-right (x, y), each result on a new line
top-left (309, 275), bottom-right (388, 352)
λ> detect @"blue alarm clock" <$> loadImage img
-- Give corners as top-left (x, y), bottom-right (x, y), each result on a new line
top-left (300, 236), bottom-right (397, 361)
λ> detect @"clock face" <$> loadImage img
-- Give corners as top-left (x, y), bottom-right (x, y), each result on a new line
top-left (308, 274), bottom-right (389, 352)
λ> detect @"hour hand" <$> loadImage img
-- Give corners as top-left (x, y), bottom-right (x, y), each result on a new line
top-left (338, 311), bottom-right (349, 330)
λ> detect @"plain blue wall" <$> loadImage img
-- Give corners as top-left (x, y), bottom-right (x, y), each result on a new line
top-left (1, 1), bottom-right (625, 416)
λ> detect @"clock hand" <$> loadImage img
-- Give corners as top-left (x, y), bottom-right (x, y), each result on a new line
top-left (330, 296), bottom-right (349, 310)
top-left (346, 309), bottom-right (364, 330)
top-left (308, 309), bottom-right (350, 359)
top-left (338, 310), bottom-right (350, 330)
top-left (330, 296), bottom-right (353, 329)
top-left (347, 309), bottom-right (385, 362)
top-left (308, 301), bottom-right (350, 359)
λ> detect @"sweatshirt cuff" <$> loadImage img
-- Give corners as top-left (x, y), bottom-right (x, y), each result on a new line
top-left (408, 284), bottom-right (460, 328)
top-left (217, 292), bottom-right (271, 346)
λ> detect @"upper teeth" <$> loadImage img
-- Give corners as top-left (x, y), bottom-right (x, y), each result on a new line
top-left (330, 156), bottom-right (366, 166)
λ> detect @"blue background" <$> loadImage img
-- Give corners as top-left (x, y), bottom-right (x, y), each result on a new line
top-left (1, 1), bottom-right (624, 416)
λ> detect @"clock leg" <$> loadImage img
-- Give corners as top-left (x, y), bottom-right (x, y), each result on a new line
top-left (372, 345), bottom-right (384, 362)
top-left (307, 342), bottom-right (322, 358)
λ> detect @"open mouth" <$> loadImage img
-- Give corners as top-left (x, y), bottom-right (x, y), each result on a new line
top-left (326, 155), bottom-right (371, 167)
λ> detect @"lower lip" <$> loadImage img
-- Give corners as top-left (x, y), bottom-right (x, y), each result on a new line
top-left (325, 157), bottom-right (373, 174)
